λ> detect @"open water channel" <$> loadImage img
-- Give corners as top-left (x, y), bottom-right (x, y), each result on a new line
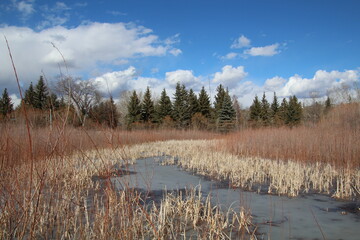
top-left (110, 157), bottom-right (360, 240)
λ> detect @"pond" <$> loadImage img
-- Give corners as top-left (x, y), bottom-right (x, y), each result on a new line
top-left (111, 157), bottom-right (360, 240)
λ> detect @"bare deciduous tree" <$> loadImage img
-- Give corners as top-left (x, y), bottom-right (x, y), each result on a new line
top-left (57, 77), bottom-right (101, 126)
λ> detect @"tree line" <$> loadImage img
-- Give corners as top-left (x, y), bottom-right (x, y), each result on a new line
top-left (1, 75), bottom-right (335, 131)
top-left (126, 83), bottom-right (236, 132)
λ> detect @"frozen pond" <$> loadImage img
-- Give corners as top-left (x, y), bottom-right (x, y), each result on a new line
top-left (111, 157), bottom-right (360, 239)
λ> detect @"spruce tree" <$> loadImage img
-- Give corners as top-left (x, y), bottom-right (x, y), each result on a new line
top-left (249, 95), bottom-right (261, 127)
top-left (188, 88), bottom-right (200, 118)
top-left (0, 88), bottom-right (13, 118)
top-left (172, 82), bottom-right (189, 128)
top-left (156, 88), bottom-right (173, 123)
top-left (198, 86), bottom-right (211, 118)
top-left (126, 90), bottom-right (141, 126)
top-left (270, 92), bottom-right (280, 126)
top-left (218, 90), bottom-right (236, 132)
top-left (34, 76), bottom-right (49, 110)
top-left (24, 82), bottom-right (36, 107)
top-left (260, 92), bottom-right (270, 126)
top-left (214, 84), bottom-right (226, 119)
top-left (279, 98), bottom-right (288, 125)
top-left (140, 87), bottom-right (155, 123)
top-left (286, 95), bottom-right (302, 127)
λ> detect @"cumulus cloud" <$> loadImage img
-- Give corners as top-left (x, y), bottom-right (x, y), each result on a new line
top-left (264, 76), bottom-right (287, 91)
top-left (278, 70), bottom-right (359, 98)
top-left (92, 66), bottom-right (138, 94)
top-left (0, 22), bottom-right (181, 93)
top-left (244, 43), bottom-right (280, 56)
top-left (231, 35), bottom-right (251, 49)
top-left (212, 65), bottom-right (247, 87)
top-left (165, 69), bottom-right (200, 89)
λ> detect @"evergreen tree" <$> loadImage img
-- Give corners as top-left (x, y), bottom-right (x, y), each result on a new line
top-left (188, 88), bottom-right (200, 118)
top-left (260, 92), bottom-right (270, 126)
top-left (249, 95), bottom-right (261, 127)
top-left (34, 76), bottom-right (49, 110)
top-left (198, 86), bottom-right (211, 118)
top-left (214, 84), bottom-right (226, 119)
top-left (279, 98), bottom-right (288, 125)
top-left (218, 90), bottom-right (236, 132)
top-left (324, 96), bottom-right (331, 115)
top-left (24, 82), bottom-right (36, 107)
top-left (0, 88), bottom-right (13, 118)
top-left (156, 88), bottom-right (173, 123)
top-left (270, 92), bottom-right (280, 126)
top-left (172, 82), bottom-right (189, 128)
top-left (140, 87), bottom-right (155, 123)
top-left (47, 93), bottom-right (60, 111)
top-left (286, 95), bottom-right (302, 127)
top-left (126, 90), bottom-right (141, 126)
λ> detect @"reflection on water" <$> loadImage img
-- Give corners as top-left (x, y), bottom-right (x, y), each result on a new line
top-left (112, 157), bottom-right (360, 240)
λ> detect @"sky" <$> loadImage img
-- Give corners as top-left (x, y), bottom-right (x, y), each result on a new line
top-left (0, 0), bottom-right (359, 107)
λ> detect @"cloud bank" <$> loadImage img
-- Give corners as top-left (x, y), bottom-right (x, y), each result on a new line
top-left (0, 22), bottom-right (181, 93)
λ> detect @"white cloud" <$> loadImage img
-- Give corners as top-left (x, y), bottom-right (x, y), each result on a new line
top-left (10, 93), bottom-right (21, 107)
top-left (278, 70), bottom-right (359, 97)
top-left (212, 65), bottom-right (247, 87)
top-left (221, 52), bottom-right (238, 60)
top-left (264, 76), bottom-right (287, 91)
top-left (244, 43), bottom-right (280, 56)
top-left (16, 0), bottom-right (35, 17)
top-left (165, 70), bottom-right (200, 89)
top-left (92, 66), bottom-right (138, 94)
top-left (169, 48), bottom-right (182, 56)
top-left (0, 22), bottom-right (181, 93)
top-left (231, 35), bottom-right (251, 49)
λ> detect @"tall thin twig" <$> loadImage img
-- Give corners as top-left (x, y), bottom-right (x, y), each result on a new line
top-left (4, 35), bottom-right (34, 195)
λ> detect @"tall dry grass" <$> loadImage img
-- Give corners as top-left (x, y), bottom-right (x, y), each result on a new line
top-left (221, 103), bottom-right (360, 168)
top-left (126, 140), bottom-right (359, 199)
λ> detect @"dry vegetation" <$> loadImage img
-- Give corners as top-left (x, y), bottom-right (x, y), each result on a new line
top-left (0, 103), bottom-right (359, 239)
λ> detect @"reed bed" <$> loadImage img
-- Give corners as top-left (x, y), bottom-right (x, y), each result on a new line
top-left (126, 140), bottom-right (360, 199)
top-left (0, 139), bottom-right (256, 239)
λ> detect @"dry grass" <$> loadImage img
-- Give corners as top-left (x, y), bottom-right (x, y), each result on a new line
top-left (128, 140), bottom-right (360, 199)
top-left (221, 103), bottom-right (360, 169)
top-left (0, 126), bottom-right (257, 239)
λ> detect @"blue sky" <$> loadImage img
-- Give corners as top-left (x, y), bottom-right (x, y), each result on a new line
top-left (0, 0), bottom-right (359, 106)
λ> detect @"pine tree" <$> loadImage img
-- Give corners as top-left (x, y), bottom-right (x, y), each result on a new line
top-left (156, 88), bottom-right (173, 123)
top-left (218, 90), bottom-right (236, 132)
top-left (214, 84), bottom-right (226, 119)
top-left (126, 90), bottom-right (141, 127)
top-left (249, 95), bottom-right (261, 127)
top-left (286, 95), bottom-right (302, 127)
top-left (140, 87), bottom-right (155, 123)
top-left (188, 89), bottom-right (200, 118)
top-left (279, 98), bottom-right (288, 125)
top-left (260, 92), bottom-right (270, 126)
top-left (24, 82), bottom-right (36, 107)
top-left (172, 82), bottom-right (189, 128)
top-left (0, 88), bottom-right (13, 118)
top-left (198, 86), bottom-right (211, 118)
top-left (270, 92), bottom-right (280, 126)
top-left (34, 76), bottom-right (49, 110)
